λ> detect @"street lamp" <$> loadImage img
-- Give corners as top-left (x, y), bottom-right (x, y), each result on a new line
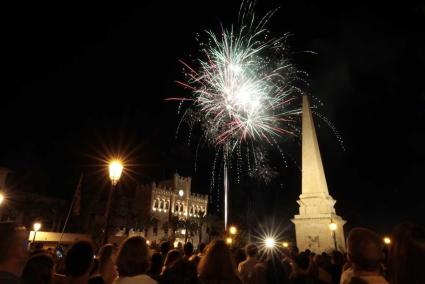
top-left (383, 237), bottom-right (391, 245)
top-left (229, 226), bottom-right (237, 235)
top-left (103, 160), bottom-right (123, 244)
top-left (226, 237), bottom-right (233, 245)
top-left (32, 222), bottom-right (41, 245)
top-left (329, 221), bottom-right (338, 250)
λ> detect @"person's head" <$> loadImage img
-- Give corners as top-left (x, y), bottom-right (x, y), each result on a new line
top-left (65, 241), bottom-right (94, 278)
top-left (347, 227), bottom-right (383, 273)
top-left (183, 242), bottom-right (194, 257)
top-left (160, 241), bottom-right (170, 257)
top-left (245, 243), bottom-right (258, 258)
top-left (290, 246), bottom-right (299, 259)
top-left (149, 252), bottom-right (163, 275)
top-left (163, 249), bottom-right (182, 268)
top-left (116, 236), bottom-right (150, 277)
top-left (198, 242), bottom-right (206, 254)
top-left (98, 244), bottom-right (114, 270)
top-left (294, 252), bottom-right (310, 271)
top-left (331, 250), bottom-right (345, 266)
top-left (198, 240), bottom-right (238, 281)
top-left (22, 253), bottom-right (54, 284)
top-left (314, 254), bottom-right (326, 269)
top-left (0, 222), bottom-right (29, 276)
top-left (389, 222), bottom-right (425, 284)
top-left (265, 253), bottom-right (288, 284)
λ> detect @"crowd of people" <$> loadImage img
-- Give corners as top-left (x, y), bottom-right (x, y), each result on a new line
top-left (0, 221), bottom-right (424, 284)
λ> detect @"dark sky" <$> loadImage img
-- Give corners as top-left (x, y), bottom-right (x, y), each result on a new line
top-left (2, 1), bottom-right (425, 234)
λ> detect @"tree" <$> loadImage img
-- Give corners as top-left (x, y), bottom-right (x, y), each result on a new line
top-left (204, 214), bottom-right (224, 242)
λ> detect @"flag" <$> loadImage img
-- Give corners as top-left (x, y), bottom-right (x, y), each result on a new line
top-left (73, 174), bottom-right (83, 216)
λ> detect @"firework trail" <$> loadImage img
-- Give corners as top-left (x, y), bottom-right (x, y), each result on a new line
top-left (168, 1), bottom-right (305, 230)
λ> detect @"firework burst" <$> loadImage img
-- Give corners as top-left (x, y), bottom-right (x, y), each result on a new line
top-left (169, 2), bottom-right (305, 229)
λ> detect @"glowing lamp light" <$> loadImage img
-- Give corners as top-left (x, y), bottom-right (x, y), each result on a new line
top-left (173, 241), bottom-right (179, 248)
top-left (33, 222), bottom-right (42, 232)
top-left (265, 237), bottom-right (275, 249)
top-left (146, 240), bottom-right (151, 245)
top-left (181, 229), bottom-right (186, 235)
top-left (229, 226), bottom-right (237, 235)
top-left (384, 237), bottom-right (391, 245)
top-left (282, 242), bottom-right (289, 248)
top-left (178, 190), bottom-right (184, 197)
top-left (0, 193), bottom-right (4, 205)
top-left (329, 222), bottom-right (337, 231)
top-left (109, 160), bottom-right (123, 186)
top-left (226, 237), bottom-right (233, 245)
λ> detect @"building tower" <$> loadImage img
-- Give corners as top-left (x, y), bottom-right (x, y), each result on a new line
top-left (292, 96), bottom-right (346, 252)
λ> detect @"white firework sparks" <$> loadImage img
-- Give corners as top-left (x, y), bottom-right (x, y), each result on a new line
top-left (169, 2), bottom-right (305, 229)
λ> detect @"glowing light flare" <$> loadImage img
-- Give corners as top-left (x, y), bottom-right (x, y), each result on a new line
top-left (226, 237), bottom-right (233, 245)
top-left (33, 222), bottom-right (42, 232)
top-left (329, 222), bottom-right (337, 231)
top-left (0, 193), bottom-right (4, 205)
top-left (282, 242), bottom-right (289, 248)
top-left (265, 237), bottom-right (276, 249)
top-left (229, 226), bottom-right (237, 235)
top-left (109, 160), bottom-right (123, 186)
top-left (383, 237), bottom-right (391, 245)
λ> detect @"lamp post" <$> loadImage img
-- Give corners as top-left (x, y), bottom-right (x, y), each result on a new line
top-left (329, 221), bottom-right (338, 251)
top-left (32, 222), bottom-right (41, 246)
top-left (103, 160), bottom-right (123, 244)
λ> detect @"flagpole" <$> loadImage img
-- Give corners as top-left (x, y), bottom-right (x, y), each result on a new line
top-left (58, 173), bottom-right (83, 245)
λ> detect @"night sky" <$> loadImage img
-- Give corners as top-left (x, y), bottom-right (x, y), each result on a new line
top-left (2, 1), bottom-right (425, 234)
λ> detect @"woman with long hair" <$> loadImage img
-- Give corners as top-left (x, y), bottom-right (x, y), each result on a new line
top-left (115, 236), bottom-right (157, 284)
top-left (198, 240), bottom-right (241, 284)
top-left (389, 222), bottom-right (425, 284)
top-left (92, 244), bottom-right (118, 284)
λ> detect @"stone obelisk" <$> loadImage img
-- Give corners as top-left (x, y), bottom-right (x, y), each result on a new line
top-left (292, 96), bottom-right (346, 252)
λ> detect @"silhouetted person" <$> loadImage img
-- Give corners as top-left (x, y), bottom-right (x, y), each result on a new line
top-left (160, 250), bottom-right (199, 284)
top-left (183, 242), bottom-right (194, 261)
top-left (65, 241), bottom-right (96, 284)
top-left (198, 240), bottom-right (242, 284)
top-left (148, 252), bottom-right (163, 282)
top-left (389, 222), bottom-right (425, 284)
top-left (0, 222), bottom-right (29, 284)
top-left (197, 243), bottom-right (206, 256)
top-left (238, 243), bottom-right (258, 284)
top-left (313, 254), bottom-right (332, 284)
top-left (160, 242), bottom-right (170, 259)
top-left (91, 244), bottom-right (117, 284)
top-left (290, 252), bottom-right (319, 284)
top-left (327, 250), bottom-right (345, 284)
top-left (115, 236), bottom-right (157, 284)
top-left (22, 253), bottom-right (54, 284)
top-left (340, 227), bottom-right (388, 284)
top-left (253, 253), bottom-right (289, 284)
